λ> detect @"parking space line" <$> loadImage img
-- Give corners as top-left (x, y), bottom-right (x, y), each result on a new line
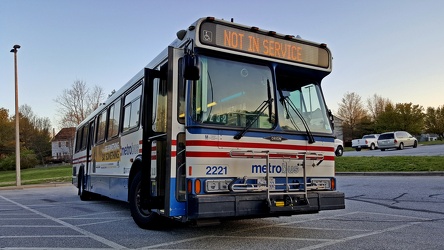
top-left (297, 220), bottom-right (423, 250)
top-left (0, 195), bottom-right (127, 249)
top-left (138, 236), bottom-right (212, 249)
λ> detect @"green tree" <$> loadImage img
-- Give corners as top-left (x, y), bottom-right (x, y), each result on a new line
top-left (0, 108), bottom-right (14, 156)
top-left (375, 102), bottom-right (424, 135)
top-left (424, 106), bottom-right (444, 139)
top-left (19, 105), bottom-right (52, 164)
top-left (395, 103), bottom-right (424, 134)
top-left (375, 102), bottom-right (399, 132)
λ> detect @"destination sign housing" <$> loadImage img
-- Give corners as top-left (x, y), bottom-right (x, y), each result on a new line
top-left (199, 21), bottom-right (330, 68)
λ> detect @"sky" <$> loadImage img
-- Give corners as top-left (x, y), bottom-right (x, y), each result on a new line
top-left (2, 0), bottom-right (444, 131)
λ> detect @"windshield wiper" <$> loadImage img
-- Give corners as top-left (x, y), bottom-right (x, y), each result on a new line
top-left (234, 80), bottom-right (273, 140)
top-left (279, 90), bottom-right (315, 144)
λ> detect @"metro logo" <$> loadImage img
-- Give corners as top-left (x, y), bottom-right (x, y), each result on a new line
top-left (251, 164), bottom-right (300, 174)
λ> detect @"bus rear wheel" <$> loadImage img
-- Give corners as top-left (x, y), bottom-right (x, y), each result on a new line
top-left (129, 172), bottom-right (158, 229)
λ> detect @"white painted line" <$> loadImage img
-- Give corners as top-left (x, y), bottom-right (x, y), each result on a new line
top-left (0, 195), bottom-right (127, 249)
top-left (297, 220), bottom-right (423, 249)
top-left (137, 236), bottom-right (212, 249)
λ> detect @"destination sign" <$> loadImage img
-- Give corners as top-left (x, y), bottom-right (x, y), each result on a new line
top-left (199, 22), bottom-right (330, 68)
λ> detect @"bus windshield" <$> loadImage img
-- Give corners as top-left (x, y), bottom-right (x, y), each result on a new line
top-left (191, 56), bottom-right (332, 134)
top-left (277, 82), bottom-right (332, 134)
top-left (191, 56), bottom-right (274, 129)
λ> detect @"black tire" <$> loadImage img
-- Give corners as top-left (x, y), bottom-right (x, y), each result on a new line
top-left (129, 172), bottom-right (158, 229)
top-left (397, 143), bottom-right (404, 150)
top-left (355, 148), bottom-right (361, 152)
top-left (380, 149), bottom-right (385, 151)
top-left (413, 141), bottom-right (418, 148)
top-left (370, 143), bottom-right (375, 150)
top-left (78, 168), bottom-right (92, 201)
top-left (335, 146), bottom-right (343, 156)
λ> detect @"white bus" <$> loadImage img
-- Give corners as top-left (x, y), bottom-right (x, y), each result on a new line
top-left (72, 17), bottom-right (345, 229)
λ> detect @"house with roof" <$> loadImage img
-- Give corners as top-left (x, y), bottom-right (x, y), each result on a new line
top-left (51, 127), bottom-right (75, 162)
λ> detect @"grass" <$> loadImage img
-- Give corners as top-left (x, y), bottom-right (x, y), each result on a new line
top-left (0, 165), bottom-right (72, 187)
top-left (336, 156), bottom-right (444, 172)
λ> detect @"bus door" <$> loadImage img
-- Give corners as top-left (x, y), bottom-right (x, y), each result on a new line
top-left (141, 46), bottom-right (187, 218)
top-left (85, 120), bottom-right (95, 186)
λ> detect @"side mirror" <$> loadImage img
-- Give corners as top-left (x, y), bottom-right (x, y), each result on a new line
top-left (328, 109), bottom-right (334, 130)
top-left (183, 54), bottom-right (200, 80)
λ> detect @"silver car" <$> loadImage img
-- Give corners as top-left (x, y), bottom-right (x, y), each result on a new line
top-left (377, 131), bottom-right (418, 151)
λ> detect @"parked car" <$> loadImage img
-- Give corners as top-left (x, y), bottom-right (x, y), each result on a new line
top-left (351, 134), bottom-right (379, 151)
top-left (334, 139), bottom-right (344, 156)
top-left (377, 131), bottom-right (418, 151)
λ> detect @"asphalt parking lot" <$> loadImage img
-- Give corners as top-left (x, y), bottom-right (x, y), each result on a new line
top-left (1, 175), bottom-right (444, 249)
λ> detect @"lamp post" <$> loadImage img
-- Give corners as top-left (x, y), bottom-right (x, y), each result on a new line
top-left (10, 44), bottom-right (21, 187)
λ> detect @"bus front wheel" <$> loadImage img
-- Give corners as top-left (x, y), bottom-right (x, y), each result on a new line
top-left (78, 168), bottom-right (93, 201)
top-left (129, 172), bottom-right (158, 229)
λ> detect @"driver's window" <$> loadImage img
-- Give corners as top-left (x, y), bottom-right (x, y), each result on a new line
top-left (192, 56), bottom-right (274, 129)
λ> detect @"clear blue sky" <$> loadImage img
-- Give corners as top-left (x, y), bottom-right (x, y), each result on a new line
top-left (2, 0), bottom-right (444, 131)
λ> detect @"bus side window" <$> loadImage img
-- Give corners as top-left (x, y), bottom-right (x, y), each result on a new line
top-left (80, 125), bottom-right (89, 151)
top-left (178, 58), bottom-right (185, 124)
top-left (122, 84), bottom-right (142, 133)
top-left (153, 63), bottom-right (168, 132)
top-left (96, 110), bottom-right (107, 143)
top-left (75, 128), bottom-right (82, 152)
top-left (107, 100), bottom-right (121, 138)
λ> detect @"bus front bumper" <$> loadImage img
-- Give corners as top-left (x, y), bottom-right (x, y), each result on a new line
top-left (187, 191), bottom-right (345, 220)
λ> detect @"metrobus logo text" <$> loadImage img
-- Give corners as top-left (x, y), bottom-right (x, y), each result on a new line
top-left (252, 164), bottom-right (300, 174)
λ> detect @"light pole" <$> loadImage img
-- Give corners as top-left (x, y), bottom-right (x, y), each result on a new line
top-left (10, 44), bottom-right (21, 187)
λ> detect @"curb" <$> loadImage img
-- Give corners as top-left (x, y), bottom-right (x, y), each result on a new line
top-left (0, 182), bottom-right (72, 191)
top-left (336, 171), bottom-right (444, 176)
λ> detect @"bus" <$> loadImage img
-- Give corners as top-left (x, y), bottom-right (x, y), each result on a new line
top-left (72, 17), bottom-right (345, 229)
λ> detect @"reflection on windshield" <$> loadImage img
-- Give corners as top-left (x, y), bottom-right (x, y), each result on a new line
top-left (191, 56), bottom-right (274, 129)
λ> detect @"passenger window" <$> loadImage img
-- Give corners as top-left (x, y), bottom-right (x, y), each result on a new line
top-left (80, 125), bottom-right (89, 150)
top-left (122, 84), bottom-right (142, 133)
top-left (107, 100), bottom-right (121, 138)
top-left (96, 111), bottom-right (107, 143)
top-left (75, 128), bottom-right (82, 152)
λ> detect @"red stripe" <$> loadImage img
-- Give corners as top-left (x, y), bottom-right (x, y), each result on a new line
top-left (186, 140), bottom-right (334, 152)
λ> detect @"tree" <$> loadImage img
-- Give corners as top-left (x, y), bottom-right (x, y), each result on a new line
top-left (337, 92), bottom-right (369, 141)
top-left (395, 103), bottom-right (424, 134)
top-left (367, 94), bottom-right (392, 121)
top-left (19, 104), bottom-right (52, 164)
top-left (375, 102), bottom-right (424, 134)
top-left (54, 80), bottom-right (104, 127)
top-left (424, 106), bottom-right (444, 139)
top-left (0, 108), bottom-right (14, 156)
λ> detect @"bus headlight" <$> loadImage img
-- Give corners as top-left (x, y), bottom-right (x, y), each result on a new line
top-left (205, 179), bottom-right (232, 193)
top-left (311, 178), bottom-right (331, 190)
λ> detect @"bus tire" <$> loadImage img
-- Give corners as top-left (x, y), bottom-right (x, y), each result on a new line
top-left (129, 172), bottom-right (158, 229)
top-left (78, 168), bottom-right (92, 201)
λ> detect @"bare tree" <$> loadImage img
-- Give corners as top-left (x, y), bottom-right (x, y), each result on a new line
top-left (54, 80), bottom-right (104, 127)
top-left (366, 94), bottom-right (392, 121)
top-left (337, 92), bottom-right (369, 141)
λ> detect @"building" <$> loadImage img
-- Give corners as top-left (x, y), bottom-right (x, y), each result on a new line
top-left (333, 115), bottom-right (344, 141)
top-left (51, 127), bottom-right (75, 162)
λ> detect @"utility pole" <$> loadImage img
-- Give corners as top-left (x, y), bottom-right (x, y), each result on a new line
top-left (10, 44), bottom-right (21, 187)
